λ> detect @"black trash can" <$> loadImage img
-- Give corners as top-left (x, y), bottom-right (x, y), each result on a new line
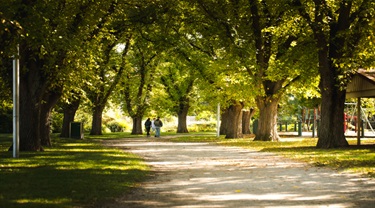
top-left (70, 122), bottom-right (84, 139)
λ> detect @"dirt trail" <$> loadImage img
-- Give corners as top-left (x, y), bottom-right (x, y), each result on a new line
top-left (103, 138), bottom-right (375, 208)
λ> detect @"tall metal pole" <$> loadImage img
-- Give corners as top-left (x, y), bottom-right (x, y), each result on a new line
top-left (216, 103), bottom-right (220, 137)
top-left (13, 45), bottom-right (20, 158)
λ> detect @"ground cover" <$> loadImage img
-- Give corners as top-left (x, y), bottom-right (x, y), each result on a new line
top-left (0, 133), bottom-right (149, 208)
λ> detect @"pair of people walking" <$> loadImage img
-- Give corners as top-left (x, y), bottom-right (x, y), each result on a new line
top-left (145, 117), bottom-right (163, 137)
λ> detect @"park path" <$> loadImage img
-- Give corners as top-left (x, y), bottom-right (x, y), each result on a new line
top-left (103, 138), bottom-right (375, 208)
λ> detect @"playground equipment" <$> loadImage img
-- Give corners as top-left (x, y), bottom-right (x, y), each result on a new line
top-left (345, 102), bottom-right (375, 135)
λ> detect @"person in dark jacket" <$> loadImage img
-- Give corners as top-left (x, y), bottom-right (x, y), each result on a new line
top-left (154, 117), bottom-right (163, 137)
top-left (144, 118), bottom-right (152, 137)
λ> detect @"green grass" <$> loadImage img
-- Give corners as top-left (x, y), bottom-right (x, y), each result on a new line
top-left (0, 134), bottom-right (149, 208)
top-left (171, 135), bottom-right (375, 178)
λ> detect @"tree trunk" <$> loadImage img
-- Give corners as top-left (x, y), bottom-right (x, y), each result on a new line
top-left (316, 65), bottom-right (349, 148)
top-left (60, 98), bottom-right (80, 138)
top-left (40, 89), bottom-right (62, 146)
top-left (131, 116), bottom-right (143, 135)
top-left (90, 105), bottom-right (104, 135)
top-left (18, 47), bottom-right (47, 151)
top-left (177, 103), bottom-right (189, 133)
top-left (19, 87), bottom-right (42, 151)
top-left (220, 107), bottom-right (230, 135)
top-left (242, 108), bottom-right (255, 134)
top-left (317, 90), bottom-right (348, 148)
top-left (254, 96), bottom-right (280, 141)
top-left (225, 101), bottom-right (244, 139)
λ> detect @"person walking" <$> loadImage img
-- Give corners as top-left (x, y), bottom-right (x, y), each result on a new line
top-left (151, 118), bottom-right (156, 132)
top-left (144, 118), bottom-right (152, 137)
top-left (154, 117), bottom-right (163, 137)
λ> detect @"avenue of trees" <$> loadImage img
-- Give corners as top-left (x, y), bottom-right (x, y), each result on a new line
top-left (0, 0), bottom-right (374, 151)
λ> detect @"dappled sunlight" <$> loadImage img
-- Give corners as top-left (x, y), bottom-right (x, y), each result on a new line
top-left (14, 198), bottom-right (71, 206)
top-left (0, 137), bottom-right (149, 208)
top-left (111, 140), bottom-right (375, 207)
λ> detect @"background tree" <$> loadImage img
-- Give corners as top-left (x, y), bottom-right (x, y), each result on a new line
top-left (0, 0), bottom-right (136, 150)
top-left (293, 0), bottom-right (375, 148)
top-left (118, 37), bottom-right (159, 135)
top-left (59, 93), bottom-right (82, 138)
top-left (180, 0), bottom-right (316, 141)
top-left (158, 56), bottom-right (199, 133)
top-left (84, 36), bottom-right (131, 135)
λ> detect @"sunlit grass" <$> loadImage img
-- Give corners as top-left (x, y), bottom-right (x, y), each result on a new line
top-left (0, 134), bottom-right (149, 208)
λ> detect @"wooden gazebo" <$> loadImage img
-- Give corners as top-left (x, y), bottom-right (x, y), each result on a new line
top-left (346, 69), bottom-right (375, 145)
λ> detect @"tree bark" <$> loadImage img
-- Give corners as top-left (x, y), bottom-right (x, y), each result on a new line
top-left (18, 46), bottom-right (47, 151)
top-left (242, 108), bottom-right (255, 134)
top-left (225, 101), bottom-right (244, 139)
top-left (220, 107), bottom-right (230, 135)
top-left (177, 102), bottom-right (189, 133)
top-left (316, 47), bottom-right (349, 148)
top-left (40, 89), bottom-right (62, 146)
top-left (317, 87), bottom-right (348, 148)
top-left (254, 96), bottom-right (280, 141)
top-left (60, 98), bottom-right (80, 138)
top-left (90, 105), bottom-right (104, 135)
top-left (131, 116), bottom-right (143, 135)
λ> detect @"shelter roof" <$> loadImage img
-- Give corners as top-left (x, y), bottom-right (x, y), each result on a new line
top-left (346, 69), bottom-right (375, 98)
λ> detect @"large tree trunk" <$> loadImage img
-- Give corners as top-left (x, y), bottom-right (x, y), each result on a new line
top-left (254, 96), bottom-right (280, 141)
top-left (316, 52), bottom-right (349, 148)
top-left (177, 103), bottom-right (189, 133)
top-left (220, 107), bottom-right (230, 135)
top-left (18, 47), bottom-right (47, 151)
top-left (242, 108), bottom-right (255, 134)
top-left (131, 116), bottom-right (143, 135)
top-left (60, 98), bottom-right (80, 138)
top-left (90, 105), bottom-right (104, 135)
top-left (225, 101), bottom-right (244, 139)
top-left (317, 88), bottom-right (348, 148)
top-left (19, 87), bottom-right (42, 151)
top-left (40, 89), bottom-right (62, 146)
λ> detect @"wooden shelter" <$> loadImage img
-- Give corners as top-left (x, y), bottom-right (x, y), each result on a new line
top-left (346, 69), bottom-right (375, 145)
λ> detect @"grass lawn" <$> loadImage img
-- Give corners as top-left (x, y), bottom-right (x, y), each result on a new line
top-left (0, 133), bottom-right (149, 208)
top-left (170, 134), bottom-right (375, 178)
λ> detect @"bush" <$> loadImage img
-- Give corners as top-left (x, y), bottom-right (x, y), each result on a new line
top-left (51, 111), bottom-right (63, 133)
top-left (188, 123), bottom-right (216, 132)
top-left (105, 120), bottom-right (130, 132)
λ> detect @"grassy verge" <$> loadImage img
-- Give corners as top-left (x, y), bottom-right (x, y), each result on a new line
top-left (0, 134), bottom-right (149, 208)
top-left (170, 135), bottom-right (375, 178)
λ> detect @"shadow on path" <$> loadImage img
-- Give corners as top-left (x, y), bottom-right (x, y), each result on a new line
top-left (103, 138), bottom-right (375, 208)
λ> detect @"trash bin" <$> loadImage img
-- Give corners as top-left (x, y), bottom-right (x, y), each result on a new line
top-left (70, 122), bottom-right (84, 139)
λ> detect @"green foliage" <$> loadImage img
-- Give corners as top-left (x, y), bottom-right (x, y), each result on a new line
top-left (50, 111), bottom-right (63, 133)
top-left (105, 120), bottom-right (130, 132)
top-left (0, 135), bottom-right (149, 208)
top-left (188, 123), bottom-right (217, 132)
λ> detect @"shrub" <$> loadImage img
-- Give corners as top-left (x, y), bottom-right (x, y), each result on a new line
top-left (105, 120), bottom-right (130, 132)
top-left (188, 123), bottom-right (216, 132)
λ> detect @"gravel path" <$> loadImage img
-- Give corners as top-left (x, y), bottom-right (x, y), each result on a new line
top-left (103, 138), bottom-right (375, 208)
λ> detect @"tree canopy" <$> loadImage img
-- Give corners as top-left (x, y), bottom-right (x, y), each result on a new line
top-left (1, 0), bottom-right (374, 150)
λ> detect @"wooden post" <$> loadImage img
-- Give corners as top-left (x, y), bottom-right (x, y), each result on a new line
top-left (357, 98), bottom-right (361, 146)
